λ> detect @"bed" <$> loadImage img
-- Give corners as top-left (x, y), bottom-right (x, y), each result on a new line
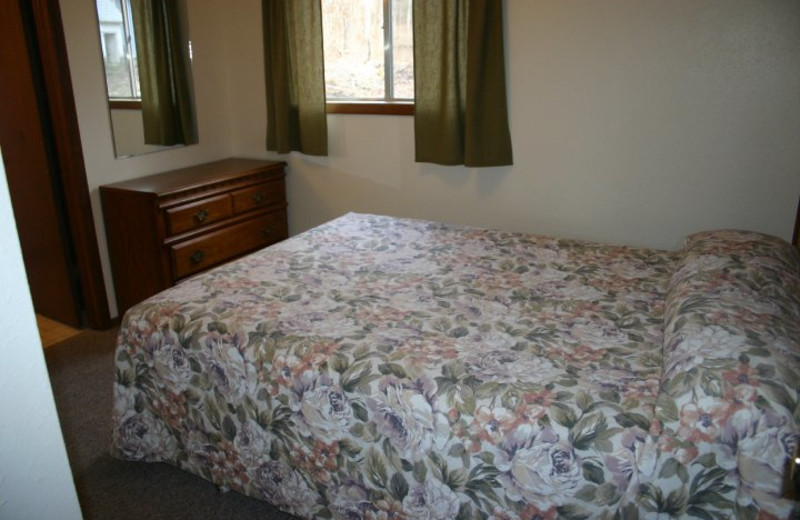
top-left (110, 212), bottom-right (800, 519)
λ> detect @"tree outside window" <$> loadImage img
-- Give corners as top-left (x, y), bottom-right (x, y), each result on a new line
top-left (96, 0), bottom-right (141, 101)
top-left (322, 0), bottom-right (413, 106)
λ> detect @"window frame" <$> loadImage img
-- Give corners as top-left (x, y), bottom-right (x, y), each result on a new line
top-left (99, 0), bottom-right (142, 105)
top-left (108, 99), bottom-right (142, 111)
top-left (323, 0), bottom-right (414, 116)
top-left (326, 101), bottom-right (413, 115)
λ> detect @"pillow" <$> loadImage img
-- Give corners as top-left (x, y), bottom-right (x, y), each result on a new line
top-left (663, 230), bottom-right (800, 352)
top-left (679, 229), bottom-right (799, 280)
top-left (653, 230), bottom-right (800, 516)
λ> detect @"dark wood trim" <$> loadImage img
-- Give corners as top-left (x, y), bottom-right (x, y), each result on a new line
top-left (793, 195), bottom-right (799, 249)
top-left (29, 0), bottom-right (111, 329)
top-left (326, 101), bottom-right (414, 116)
top-left (108, 99), bottom-right (142, 111)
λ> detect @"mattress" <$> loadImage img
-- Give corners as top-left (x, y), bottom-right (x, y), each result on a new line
top-left (110, 213), bottom-right (800, 519)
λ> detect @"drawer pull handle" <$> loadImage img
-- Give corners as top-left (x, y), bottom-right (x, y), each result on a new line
top-left (193, 209), bottom-right (209, 223)
top-left (190, 250), bottom-right (206, 265)
top-left (252, 192), bottom-right (267, 204)
top-left (261, 227), bottom-right (276, 238)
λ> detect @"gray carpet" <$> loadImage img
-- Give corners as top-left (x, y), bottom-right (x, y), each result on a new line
top-left (45, 328), bottom-right (297, 520)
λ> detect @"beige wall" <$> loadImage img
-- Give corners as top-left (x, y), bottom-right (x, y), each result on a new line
top-left (0, 150), bottom-right (83, 520)
top-left (62, 0), bottom-right (800, 317)
top-left (231, 0), bottom-right (800, 249)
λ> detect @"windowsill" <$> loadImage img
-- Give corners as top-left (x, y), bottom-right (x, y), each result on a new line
top-left (326, 101), bottom-right (414, 116)
top-left (108, 99), bottom-right (142, 110)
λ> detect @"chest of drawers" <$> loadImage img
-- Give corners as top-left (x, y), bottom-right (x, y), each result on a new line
top-left (100, 158), bottom-right (287, 315)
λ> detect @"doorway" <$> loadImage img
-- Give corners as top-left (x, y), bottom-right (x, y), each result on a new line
top-left (0, 0), bottom-right (110, 330)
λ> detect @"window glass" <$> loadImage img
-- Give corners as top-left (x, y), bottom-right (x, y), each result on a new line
top-left (96, 0), bottom-right (140, 99)
top-left (322, 0), bottom-right (413, 102)
top-left (390, 0), bottom-right (413, 100)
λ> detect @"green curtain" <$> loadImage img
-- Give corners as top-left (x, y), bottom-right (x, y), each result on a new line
top-left (413, 0), bottom-right (512, 167)
top-left (262, 0), bottom-right (328, 156)
top-left (131, 0), bottom-right (197, 146)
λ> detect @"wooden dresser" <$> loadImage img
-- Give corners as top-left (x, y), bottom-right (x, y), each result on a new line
top-left (100, 158), bottom-right (288, 315)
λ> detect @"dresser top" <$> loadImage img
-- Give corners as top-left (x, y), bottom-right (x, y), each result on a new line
top-left (100, 158), bottom-right (286, 197)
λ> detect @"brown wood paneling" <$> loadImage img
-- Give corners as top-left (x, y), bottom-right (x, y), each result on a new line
top-left (100, 188), bottom-right (165, 314)
top-left (0, 0), bottom-right (79, 326)
top-left (105, 158), bottom-right (285, 196)
top-left (30, 0), bottom-right (110, 329)
top-left (326, 102), bottom-right (414, 115)
top-left (793, 196), bottom-right (799, 249)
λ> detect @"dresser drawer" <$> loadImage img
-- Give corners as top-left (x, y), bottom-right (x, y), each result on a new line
top-left (165, 194), bottom-right (233, 236)
top-left (170, 211), bottom-right (287, 279)
top-left (231, 178), bottom-right (285, 214)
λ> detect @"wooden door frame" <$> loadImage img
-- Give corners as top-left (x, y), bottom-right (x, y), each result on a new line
top-left (27, 0), bottom-right (111, 329)
top-left (793, 195), bottom-right (799, 249)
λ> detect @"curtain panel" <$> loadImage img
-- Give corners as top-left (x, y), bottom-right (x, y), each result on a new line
top-left (413, 0), bottom-right (512, 167)
top-left (131, 0), bottom-right (197, 147)
top-left (262, 0), bottom-right (328, 156)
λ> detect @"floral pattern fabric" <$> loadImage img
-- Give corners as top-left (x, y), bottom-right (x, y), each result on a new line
top-left (110, 214), bottom-right (799, 519)
top-left (648, 230), bottom-right (800, 520)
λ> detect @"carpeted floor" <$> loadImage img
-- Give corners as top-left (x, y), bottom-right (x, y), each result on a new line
top-left (45, 328), bottom-right (297, 520)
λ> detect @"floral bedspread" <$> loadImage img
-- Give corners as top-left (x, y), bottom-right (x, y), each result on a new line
top-left (647, 230), bottom-right (800, 520)
top-left (110, 213), bottom-right (799, 519)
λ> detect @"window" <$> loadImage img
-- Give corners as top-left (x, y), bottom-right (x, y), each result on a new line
top-left (96, 0), bottom-right (141, 108)
top-left (321, 0), bottom-right (413, 115)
